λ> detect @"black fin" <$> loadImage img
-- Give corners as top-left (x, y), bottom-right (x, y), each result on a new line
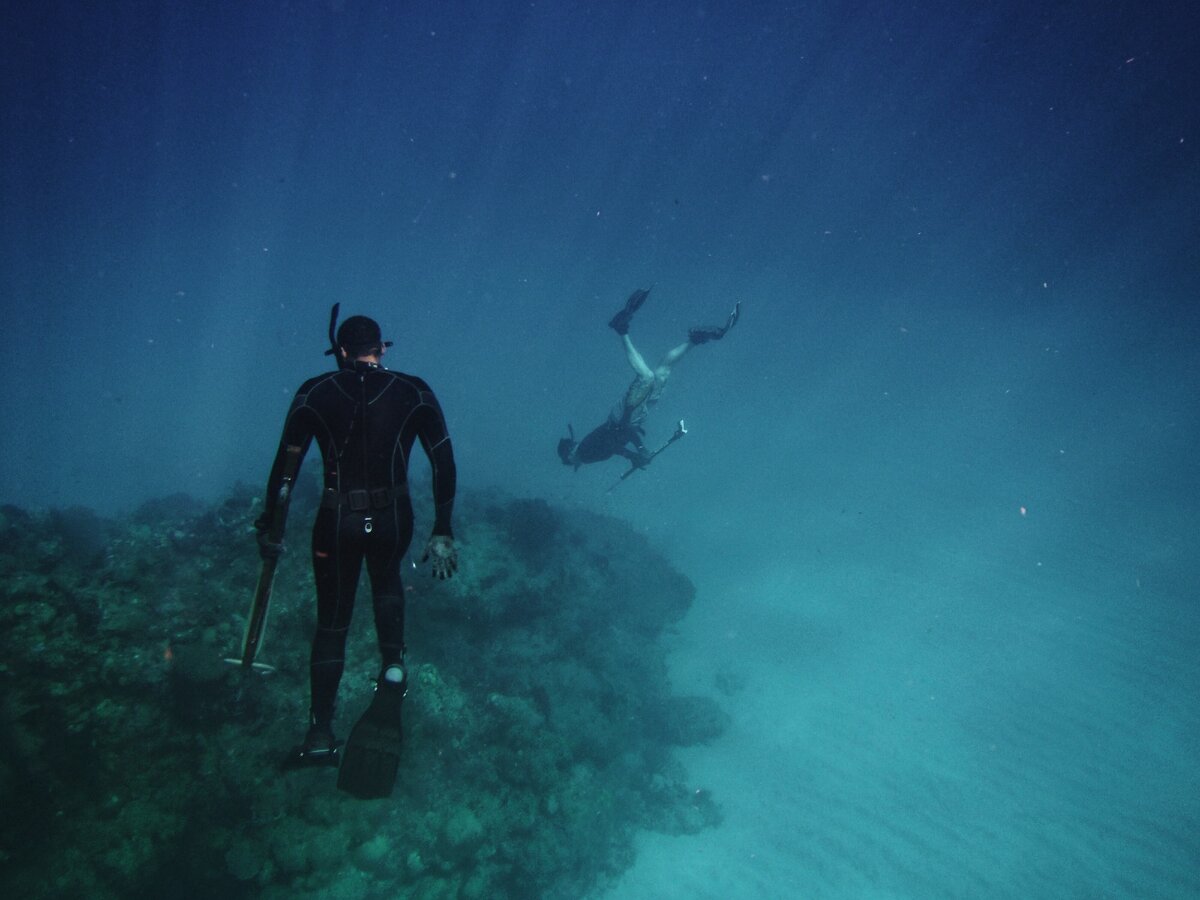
top-left (337, 680), bottom-right (405, 799)
top-left (608, 287), bottom-right (652, 335)
top-left (689, 301), bottom-right (741, 345)
top-left (281, 728), bottom-right (342, 771)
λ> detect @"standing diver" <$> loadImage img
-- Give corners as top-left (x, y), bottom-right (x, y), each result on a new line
top-left (256, 307), bottom-right (457, 798)
top-left (558, 287), bottom-right (739, 470)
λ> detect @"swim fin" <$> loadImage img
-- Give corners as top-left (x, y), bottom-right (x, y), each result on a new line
top-left (337, 678), bottom-right (405, 799)
top-left (281, 727), bottom-right (342, 771)
top-left (688, 301), bottom-right (741, 345)
top-left (608, 287), bottom-right (651, 335)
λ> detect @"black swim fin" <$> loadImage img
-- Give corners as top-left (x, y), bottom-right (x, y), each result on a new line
top-left (337, 678), bottom-right (405, 799)
top-left (688, 301), bottom-right (741, 345)
top-left (281, 721), bottom-right (342, 771)
top-left (608, 287), bottom-right (652, 335)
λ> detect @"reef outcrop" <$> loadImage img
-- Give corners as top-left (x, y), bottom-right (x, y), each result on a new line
top-left (0, 485), bottom-right (725, 899)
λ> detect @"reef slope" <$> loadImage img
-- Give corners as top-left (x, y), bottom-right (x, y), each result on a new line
top-left (0, 486), bottom-right (726, 899)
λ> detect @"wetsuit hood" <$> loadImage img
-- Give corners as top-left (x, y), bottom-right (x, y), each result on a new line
top-left (324, 304), bottom-right (393, 360)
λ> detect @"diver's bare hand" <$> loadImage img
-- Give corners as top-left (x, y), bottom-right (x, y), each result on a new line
top-left (421, 535), bottom-right (458, 580)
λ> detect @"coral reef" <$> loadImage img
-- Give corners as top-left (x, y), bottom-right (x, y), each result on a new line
top-left (0, 484), bottom-right (725, 898)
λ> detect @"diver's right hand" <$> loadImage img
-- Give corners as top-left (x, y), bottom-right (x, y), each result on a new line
top-left (422, 534), bottom-right (458, 580)
top-left (256, 529), bottom-right (284, 561)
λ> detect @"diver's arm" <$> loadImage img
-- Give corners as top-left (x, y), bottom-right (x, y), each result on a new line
top-left (617, 445), bottom-right (652, 468)
top-left (616, 424), bottom-right (651, 467)
top-left (414, 399), bottom-right (456, 537)
top-left (423, 431), bottom-right (456, 536)
top-left (413, 386), bottom-right (458, 579)
top-left (256, 397), bottom-right (314, 555)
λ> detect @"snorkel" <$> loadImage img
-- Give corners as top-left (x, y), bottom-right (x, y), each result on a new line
top-left (325, 302), bottom-right (345, 368)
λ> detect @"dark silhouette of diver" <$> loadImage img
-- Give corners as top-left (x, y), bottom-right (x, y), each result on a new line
top-left (256, 310), bottom-right (457, 786)
top-left (558, 288), bottom-right (739, 470)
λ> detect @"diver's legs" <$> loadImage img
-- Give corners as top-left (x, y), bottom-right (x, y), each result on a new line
top-left (654, 341), bottom-right (693, 379)
top-left (651, 300), bottom-right (741, 379)
top-left (365, 504), bottom-right (414, 674)
top-left (622, 334), bottom-right (655, 379)
top-left (309, 511), bottom-right (365, 733)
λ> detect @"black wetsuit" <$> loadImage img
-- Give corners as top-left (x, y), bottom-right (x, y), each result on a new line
top-left (574, 416), bottom-right (646, 465)
top-left (260, 360), bottom-right (456, 731)
top-left (571, 376), bottom-right (656, 466)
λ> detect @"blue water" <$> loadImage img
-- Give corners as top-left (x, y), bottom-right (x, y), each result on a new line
top-left (3, 1), bottom-right (1197, 897)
